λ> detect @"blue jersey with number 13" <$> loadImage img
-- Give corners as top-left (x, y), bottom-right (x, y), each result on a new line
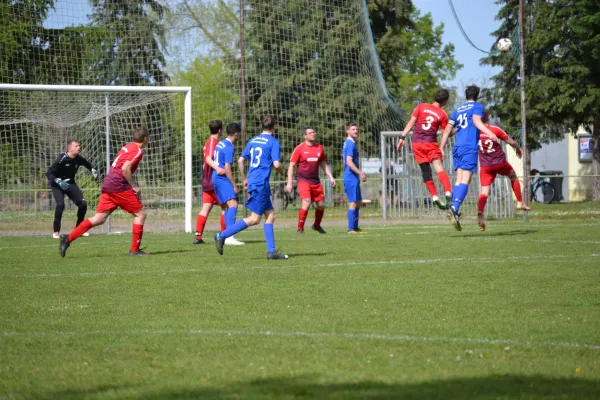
top-left (450, 101), bottom-right (485, 150)
top-left (241, 133), bottom-right (281, 189)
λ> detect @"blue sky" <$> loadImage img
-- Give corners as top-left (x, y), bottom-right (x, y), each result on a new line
top-left (413, 0), bottom-right (503, 88)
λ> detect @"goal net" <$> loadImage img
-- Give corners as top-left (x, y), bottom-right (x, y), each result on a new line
top-left (0, 86), bottom-right (192, 233)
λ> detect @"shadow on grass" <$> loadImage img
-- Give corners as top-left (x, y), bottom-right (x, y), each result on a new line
top-left (40, 374), bottom-right (600, 400)
top-left (148, 249), bottom-right (194, 256)
top-left (459, 229), bottom-right (538, 238)
top-left (286, 252), bottom-right (328, 257)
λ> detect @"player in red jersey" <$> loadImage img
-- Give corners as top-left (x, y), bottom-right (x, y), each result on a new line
top-left (193, 120), bottom-right (244, 246)
top-left (397, 89), bottom-right (453, 209)
top-left (58, 127), bottom-right (150, 257)
top-left (477, 112), bottom-right (530, 231)
top-left (286, 127), bottom-right (336, 234)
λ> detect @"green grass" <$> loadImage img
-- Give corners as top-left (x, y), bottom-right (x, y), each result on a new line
top-left (1, 219), bottom-right (600, 399)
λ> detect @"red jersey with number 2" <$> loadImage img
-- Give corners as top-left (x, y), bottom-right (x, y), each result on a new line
top-left (478, 125), bottom-right (509, 167)
top-left (411, 103), bottom-right (449, 143)
top-left (290, 142), bottom-right (326, 184)
top-left (102, 142), bottom-right (144, 193)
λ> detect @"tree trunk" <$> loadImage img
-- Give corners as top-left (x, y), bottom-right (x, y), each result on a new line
top-left (593, 110), bottom-right (600, 200)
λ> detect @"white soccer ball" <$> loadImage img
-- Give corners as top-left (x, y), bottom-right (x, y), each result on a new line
top-left (496, 38), bottom-right (512, 52)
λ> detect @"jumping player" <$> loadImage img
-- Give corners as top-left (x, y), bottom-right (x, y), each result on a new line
top-left (59, 127), bottom-right (149, 257)
top-left (477, 111), bottom-right (530, 231)
top-left (397, 88), bottom-right (453, 209)
top-left (343, 121), bottom-right (367, 233)
top-left (440, 85), bottom-right (498, 231)
top-left (46, 140), bottom-right (97, 238)
top-left (214, 115), bottom-right (288, 260)
top-left (286, 127), bottom-right (336, 234)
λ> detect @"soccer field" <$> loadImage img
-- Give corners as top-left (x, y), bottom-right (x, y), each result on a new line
top-left (1, 219), bottom-right (599, 399)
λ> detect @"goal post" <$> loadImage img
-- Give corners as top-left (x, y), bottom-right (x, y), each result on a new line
top-left (0, 84), bottom-right (194, 233)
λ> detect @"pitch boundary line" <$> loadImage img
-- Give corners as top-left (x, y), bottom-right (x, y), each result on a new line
top-left (2, 328), bottom-right (599, 351)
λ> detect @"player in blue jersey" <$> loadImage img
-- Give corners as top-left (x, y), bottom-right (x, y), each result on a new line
top-left (343, 121), bottom-right (367, 233)
top-left (214, 116), bottom-right (288, 260)
top-left (212, 123), bottom-right (242, 234)
top-left (440, 85), bottom-right (498, 231)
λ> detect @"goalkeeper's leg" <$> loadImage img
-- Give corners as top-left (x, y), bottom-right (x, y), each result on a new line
top-left (51, 186), bottom-right (66, 235)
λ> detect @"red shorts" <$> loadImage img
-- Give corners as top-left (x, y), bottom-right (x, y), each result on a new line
top-left (97, 189), bottom-right (143, 214)
top-left (297, 181), bottom-right (325, 202)
top-left (202, 190), bottom-right (220, 205)
top-left (480, 162), bottom-right (515, 186)
top-left (412, 142), bottom-right (443, 164)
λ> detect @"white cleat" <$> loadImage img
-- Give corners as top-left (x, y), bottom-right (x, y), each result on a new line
top-left (52, 232), bottom-right (60, 239)
top-left (225, 236), bottom-right (244, 246)
top-left (82, 232), bottom-right (90, 237)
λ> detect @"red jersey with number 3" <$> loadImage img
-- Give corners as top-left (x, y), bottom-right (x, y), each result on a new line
top-left (202, 137), bottom-right (218, 192)
top-left (478, 125), bottom-right (509, 167)
top-left (290, 142), bottom-right (326, 184)
top-left (102, 142), bottom-right (144, 193)
top-left (411, 103), bottom-right (449, 143)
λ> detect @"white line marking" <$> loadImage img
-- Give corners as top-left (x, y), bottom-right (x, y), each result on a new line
top-left (2, 328), bottom-right (598, 351)
top-left (2, 254), bottom-right (597, 279)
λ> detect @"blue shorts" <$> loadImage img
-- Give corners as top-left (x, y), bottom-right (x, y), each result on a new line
top-left (343, 179), bottom-right (362, 203)
top-left (246, 184), bottom-right (273, 215)
top-left (452, 146), bottom-right (479, 173)
top-left (213, 179), bottom-right (237, 204)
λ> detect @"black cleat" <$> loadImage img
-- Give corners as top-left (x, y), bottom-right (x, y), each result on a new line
top-left (129, 250), bottom-right (149, 256)
top-left (311, 225), bottom-right (327, 234)
top-left (433, 198), bottom-right (447, 210)
top-left (59, 234), bottom-right (70, 257)
top-left (193, 237), bottom-right (206, 244)
top-left (297, 229), bottom-right (304, 234)
top-left (447, 208), bottom-right (462, 232)
top-left (267, 252), bottom-right (289, 260)
top-left (214, 232), bottom-right (225, 255)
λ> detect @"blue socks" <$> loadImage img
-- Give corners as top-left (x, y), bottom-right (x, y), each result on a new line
top-left (347, 208), bottom-right (360, 231)
top-left (226, 207), bottom-right (237, 228)
top-left (354, 208), bottom-right (360, 230)
top-left (221, 219), bottom-right (248, 239)
top-left (264, 223), bottom-right (276, 253)
top-left (451, 183), bottom-right (469, 212)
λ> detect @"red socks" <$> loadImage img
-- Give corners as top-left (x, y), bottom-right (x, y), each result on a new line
top-left (314, 208), bottom-right (324, 228)
top-left (131, 223), bottom-right (144, 252)
top-left (68, 219), bottom-right (92, 242)
top-left (195, 214), bottom-right (207, 239)
top-left (424, 180), bottom-right (438, 197)
top-left (511, 180), bottom-right (524, 202)
top-left (220, 212), bottom-right (226, 231)
top-left (437, 171), bottom-right (452, 193)
top-left (478, 194), bottom-right (488, 213)
top-left (298, 208), bottom-right (309, 231)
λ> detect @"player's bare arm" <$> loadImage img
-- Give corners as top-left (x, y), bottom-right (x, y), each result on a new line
top-left (440, 121), bottom-right (455, 158)
top-left (473, 115), bottom-right (498, 142)
top-left (286, 161), bottom-right (297, 193)
top-left (224, 163), bottom-right (238, 194)
top-left (397, 115), bottom-right (417, 150)
top-left (505, 136), bottom-right (523, 158)
top-left (206, 155), bottom-right (225, 176)
top-left (346, 156), bottom-right (366, 182)
top-left (237, 157), bottom-right (247, 188)
top-left (122, 161), bottom-right (139, 194)
top-left (320, 161), bottom-right (336, 187)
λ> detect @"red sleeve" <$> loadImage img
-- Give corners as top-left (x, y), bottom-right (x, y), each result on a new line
top-left (204, 138), bottom-right (217, 159)
top-left (490, 126), bottom-right (509, 141)
top-left (411, 104), bottom-right (422, 118)
top-left (290, 144), bottom-right (303, 163)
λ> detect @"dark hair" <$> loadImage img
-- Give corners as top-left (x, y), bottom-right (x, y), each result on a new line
top-left (482, 111), bottom-right (490, 124)
top-left (304, 126), bottom-right (315, 135)
top-left (132, 126), bottom-right (149, 143)
top-left (226, 122), bottom-right (241, 136)
top-left (261, 115), bottom-right (276, 130)
top-left (346, 121), bottom-right (358, 130)
top-left (66, 139), bottom-right (79, 149)
top-left (465, 85), bottom-right (480, 101)
top-left (434, 88), bottom-right (450, 104)
top-left (209, 120), bottom-right (223, 134)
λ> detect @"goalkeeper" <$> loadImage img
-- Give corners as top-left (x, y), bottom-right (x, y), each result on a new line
top-left (46, 140), bottom-right (97, 239)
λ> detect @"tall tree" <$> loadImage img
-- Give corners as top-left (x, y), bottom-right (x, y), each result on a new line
top-left (482, 0), bottom-right (600, 199)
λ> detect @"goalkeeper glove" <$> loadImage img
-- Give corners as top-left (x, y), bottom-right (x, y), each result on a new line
top-left (91, 168), bottom-right (98, 179)
top-left (55, 178), bottom-right (71, 190)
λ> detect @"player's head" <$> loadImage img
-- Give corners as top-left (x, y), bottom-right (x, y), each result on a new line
top-left (465, 85), bottom-right (480, 101)
top-left (482, 111), bottom-right (490, 124)
top-left (132, 126), bottom-right (149, 146)
top-left (346, 121), bottom-right (358, 138)
top-left (434, 88), bottom-right (450, 106)
top-left (226, 122), bottom-right (241, 143)
top-left (304, 126), bottom-right (316, 144)
top-left (261, 115), bottom-right (276, 131)
top-left (209, 120), bottom-right (223, 135)
top-left (66, 140), bottom-right (81, 156)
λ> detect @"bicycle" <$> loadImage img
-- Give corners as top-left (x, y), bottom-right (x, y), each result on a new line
top-left (529, 169), bottom-right (556, 203)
